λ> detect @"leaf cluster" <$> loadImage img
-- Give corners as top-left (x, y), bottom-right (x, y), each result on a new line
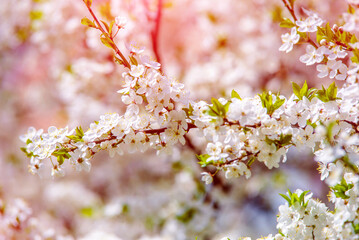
top-left (317, 23), bottom-right (358, 51)
top-left (207, 98), bottom-right (230, 119)
top-left (258, 92), bottom-right (285, 116)
top-left (265, 134), bottom-right (293, 149)
top-left (316, 82), bottom-right (339, 102)
top-left (67, 126), bottom-right (84, 142)
top-left (196, 154), bottom-right (211, 167)
top-left (279, 189), bottom-right (310, 207)
top-left (292, 81), bottom-right (316, 101)
top-left (331, 178), bottom-right (354, 200)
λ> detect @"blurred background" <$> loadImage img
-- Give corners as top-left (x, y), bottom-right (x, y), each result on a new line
top-left (0, 0), bottom-right (348, 239)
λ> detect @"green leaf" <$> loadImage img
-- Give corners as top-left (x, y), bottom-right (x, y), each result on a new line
top-left (57, 155), bottom-right (64, 165)
top-left (350, 34), bottom-right (358, 44)
top-left (207, 98), bottom-right (227, 118)
top-left (75, 126), bottom-right (84, 138)
top-left (258, 92), bottom-right (285, 116)
top-left (280, 18), bottom-right (295, 28)
top-left (80, 207), bottom-right (94, 217)
top-left (299, 80), bottom-right (308, 97)
top-left (183, 103), bottom-right (194, 118)
top-left (279, 193), bottom-right (291, 205)
top-left (231, 89), bottom-right (242, 100)
top-left (100, 37), bottom-right (115, 49)
top-left (81, 17), bottom-right (96, 28)
top-left (247, 156), bottom-right (255, 167)
top-left (272, 96), bottom-right (285, 110)
top-left (316, 82), bottom-right (338, 102)
top-left (292, 82), bottom-right (301, 99)
top-left (331, 178), bottom-right (354, 200)
top-left (109, 20), bottom-right (115, 36)
top-left (21, 147), bottom-right (33, 158)
top-left (288, 0), bottom-right (296, 7)
top-left (176, 207), bottom-right (197, 223)
top-left (129, 56), bottom-right (138, 66)
top-left (30, 10), bottom-right (43, 21)
top-left (100, 20), bottom-right (110, 33)
top-left (279, 134), bottom-right (292, 146)
top-left (292, 80), bottom-right (317, 101)
top-left (352, 222), bottom-right (359, 234)
top-left (114, 56), bottom-right (124, 65)
top-left (349, 4), bottom-right (356, 14)
top-left (196, 154), bottom-right (211, 167)
top-left (327, 82), bottom-right (338, 101)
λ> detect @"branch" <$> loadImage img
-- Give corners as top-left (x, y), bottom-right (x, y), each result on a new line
top-left (151, 0), bottom-right (163, 70)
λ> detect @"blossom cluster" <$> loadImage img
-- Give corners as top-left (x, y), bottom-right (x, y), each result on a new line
top-left (20, 41), bottom-right (190, 177)
top-left (18, 0), bottom-right (359, 239)
top-left (0, 198), bottom-right (72, 240)
top-left (224, 173), bottom-right (359, 240)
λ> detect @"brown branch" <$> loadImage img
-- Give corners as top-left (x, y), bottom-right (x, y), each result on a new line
top-left (85, 2), bottom-right (131, 69)
top-left (151, 0), bottom-right (163, 70)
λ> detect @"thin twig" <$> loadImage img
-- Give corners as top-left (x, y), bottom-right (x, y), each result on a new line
top-left (151, 0), bottom-right (163, 70)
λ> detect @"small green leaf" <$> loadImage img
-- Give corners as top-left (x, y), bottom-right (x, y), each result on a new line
top-left (352, 222), bottom-right (359, 234)
top-left (183, 103), bottom-right (194, 118)
top-left (109, 20), bottom-right (115, 36)
top-left (280, 18), bottom-right (295, 28)
top-left (231, 89), bottom-right (242, 100)
top-left (114, 56), bottom-right (124, 65)
top-left (247, 156), bottom-right (255, 167)
top-left (75, 126), bottom-right (84, 138)
top-left (100, 37), bottom-right (115, 49)
top-left (80, 207), bottom-right (94, 217)
top-left (57, 155), bottom-right (64, 165)
top-left (196, 154), bottom-right (211, 167)
top-left (349, 4), bottom-right (356, 14)
top-left (299, 80), bottom-right (308, 97)
top-left (288, 0), bottom-right (296, 7)
top-left (176, 207), bottom-right (197, 223)
top-left (129, 55), bottom-right (138, 66)
top-left (292, 82), bottom-right (301, 99)
top-left (30, 10), bottom-right (43, 21)
top-left (81, 17), bottom-right (96, 28)
top-left (100, 20), bottom-right (110, 33)
top-left (327, 82), bottom-right (338, 101)
top-left (279, 193), bottom-right (291, 205)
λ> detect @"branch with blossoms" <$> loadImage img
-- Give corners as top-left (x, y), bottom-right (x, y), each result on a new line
top-left (21, 0), bottom-right (359, 182)
top-left (19, 0), bottom-right (359, 239)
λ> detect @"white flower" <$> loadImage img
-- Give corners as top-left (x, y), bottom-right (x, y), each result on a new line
top-left (51, 164), bottom-right (65, 178)
top-left (300, 45), bottom-right (325, 65)
top-left (296, 15), bottom-right (323, 32)
top-left (285, 98), bottom-right (310, 127)
top-left (201, 172), bottom-right (213, 185)
top-left (125, 41), bottom-right (145, 54)
top-left (206, 142), bottom-right (228, 162)
top-left (327, 45), bottom-right (347, 60)
top-left (317, 60), bottom-right (340, 78)
top-left (115, 16), bottom-right (127, 29)
top-left (279, 27), bottom-right (300, 53)
top-left (139, 55), bottom-right (161, 70)
top-left (121, 90), bottom-right (143, 106)
top-left (70, 149), bottom-right (91, 172)
top-left (224, 162), bottom-right (251, 179)
top-left (129, 64), bottom-right (145, 78)
top-left (318, 59), bottom-right (347, 80)
top-left (257, 144), bottom-right (286, 169)
top-left (161, 127), bottom-right (186, 145)
top-left (343, 12), bottom-right (359, 32)
top-left (20, 127), bottom-right (43, 143)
